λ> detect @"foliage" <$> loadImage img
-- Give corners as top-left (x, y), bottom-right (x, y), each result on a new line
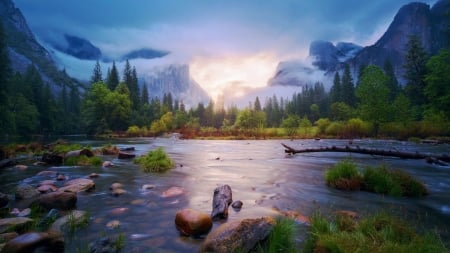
top-left (134, 147), bottom-right (174, 173)
top-left (343, 118), bottom-right (371, 138)
top-left (281, 115), bottom-right (300, 137)
top-left (404, 35), bottom-right (428, 111)
top-left (255, 217), bottom-right (299, 253)
top-left (325, 159), bottom-right (362, 190)
top-left (329, 102), bottom-right (353, 121)
top-left (303, 211), bottom-right (450, 253)
top-left (363, 165), bottom-right (428, 197)
top-left (424, 49), bottom-right (450, 119)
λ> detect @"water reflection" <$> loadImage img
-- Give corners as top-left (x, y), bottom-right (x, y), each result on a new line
top-left (1, 138), bottom-right (449, 252)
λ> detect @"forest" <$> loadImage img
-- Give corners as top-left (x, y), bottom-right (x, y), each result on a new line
top-left (0, 17), bottom-right (449, 140)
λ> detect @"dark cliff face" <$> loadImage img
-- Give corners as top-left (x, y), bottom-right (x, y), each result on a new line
top-left (0, 0), bottom-right (80, 90)
top-left (57, 34), bottom-right (102, 60)
top-left (309, 40), bottom-right (342, 71)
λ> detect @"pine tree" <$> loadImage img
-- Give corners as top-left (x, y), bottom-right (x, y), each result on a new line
top-left (90, 60), bottom-right (103, 84)
top-left (254, 96), bottom-right (262, 111)
top-left (383, 59), bottom-right (400, 102)
top-left (141, 83), bottom-right (149, 105)
top-left (340, 64), bottom-right (356, 107)
top-left (330, 72), bottom-right (341, 103)
top-left (107, 61), bottom-right (119, 91)
top-left (404, 35), bottom-right (427, 109)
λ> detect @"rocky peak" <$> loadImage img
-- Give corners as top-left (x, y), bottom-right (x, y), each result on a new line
top-left (309, 40), bottom-right (341, 71)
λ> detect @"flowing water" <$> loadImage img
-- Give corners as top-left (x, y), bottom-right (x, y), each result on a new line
top-left (1, 138), bottom-right (449, 252)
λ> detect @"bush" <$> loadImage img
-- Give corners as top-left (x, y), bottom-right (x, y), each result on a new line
top-left (134, 147), bottom-right (174, 173)
top-left (325, 160), bottom-right (362, 190)
top-left (303, 211), bottom-right (450, 253)
top-left (325, 122), bottom-right (344, 137)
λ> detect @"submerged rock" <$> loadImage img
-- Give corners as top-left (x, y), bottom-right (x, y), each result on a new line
top-left (58, 178), bottom-right (95, 193)
top-left (161, 186), bottom-right (184, 198)
top-left (0, 217), bottom-right (33, 233)
top-left (1, 230), bottom-right (64, 253)
top-left (15, 184), bottom-right (39, 200)
top-left (199, 217), bottom-right (275, 253)
top-left (174, 209), bottom-right (212, 236)
top-left (102, 161), bottom-right (114, 167)
top-left (34, 191), bottom-right (77, 211)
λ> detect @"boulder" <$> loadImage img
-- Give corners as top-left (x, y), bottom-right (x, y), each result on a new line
top-left (199, 217), bottom-right (275, 253)
top-left (111, 189), bottom-right (126, 197)
top-left (1, 230), bottom-right (64, 253)
top-left (56, 174), bottom-right (66, 181)
top-left (89, 173), bottom-right (99, 178)
top-left (109, 183), bottom-right (124, 191)
top-left (37, 184), bottom-right (57, 194)
top-left (34, 191), bottom-right (77, 211)
top-left (17, 208), bottom-right (31, 217)
top-left (0, 232), bottom-right (18, 243)
top-left (0, 192), bottom-right (9, 208)
top-left (211, 185), bottom-right (232, 219)
top-left (15, 184), bottom-right (39, 200)
top-left (106, 220), bottom-right (121, 229)
top-left (0, 217), bottom-right (33, 233)
top-left (41, 153), bottom-right (63, 165)
top-left (161, 186), bottom-right (184, 198)
top-left (37, 209), bottom-right (60, 230)
top-left (58, 178), bottom-right (95, 193)
top-left (174, 209), bottom-right (212, 236)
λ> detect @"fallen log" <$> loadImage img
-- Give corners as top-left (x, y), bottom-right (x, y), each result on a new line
top-left (211, 185), bottom-right (233, 220)
top-left (282, 143), bottom-right (450, 164)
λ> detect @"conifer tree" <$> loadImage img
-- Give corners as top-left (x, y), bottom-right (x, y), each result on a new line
top-left (141, 83), bottom-right (149, 105)
top-left (90, 60), bottom-right (103, 84)
top-left (383, 59), bottom-right (400, 102)
top-left (341, 64), bottom-right (356, 107)
top-left (107, 61), bottom-right (119, 91)
top-left (254, 96), bottom-right (262, 111)
top-left (404, 35), bottom-right (427, 109)
top-left (330, 72), bottom-right (341, 104)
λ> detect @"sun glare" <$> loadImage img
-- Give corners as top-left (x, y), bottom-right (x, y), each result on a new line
top-left (190, 53), bottom-right (279, 101)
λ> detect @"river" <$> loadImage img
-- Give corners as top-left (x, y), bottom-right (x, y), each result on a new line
top-left (1, 138), bottom-right (449, 252)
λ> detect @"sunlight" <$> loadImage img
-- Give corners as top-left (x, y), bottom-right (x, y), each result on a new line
top-left (190, 53), bottom-right (279, 101)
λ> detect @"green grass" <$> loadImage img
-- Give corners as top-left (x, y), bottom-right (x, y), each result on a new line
top-left (325, 159), bottom-right (363, 190)
top-left (303, 211), bottom-right (449, 253)
top-left (134, 147), bottom-right (174, 173)
top-left (64, 155), bottom-right (102, 166)
top-left (67, 211), bottom-right (90, 234)
top-left (53, 143), bottom-right (83, 154)
top-left (325, 160), bottom-right (428, 197)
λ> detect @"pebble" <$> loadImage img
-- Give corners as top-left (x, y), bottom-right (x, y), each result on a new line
top-left (106, 220), bottom-right (121, 229)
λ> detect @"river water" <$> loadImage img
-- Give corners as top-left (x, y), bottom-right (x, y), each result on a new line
top-left (1, 138), bottom-right (449, 252)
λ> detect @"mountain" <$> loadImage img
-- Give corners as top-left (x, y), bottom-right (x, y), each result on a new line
top-left (142, 64), bottom-right (210, 108)
top-left (52, 34), bottom-right (102, 60)
top-left (268, 60), bottom-right (323, 87)
top-left (0, 0), bottom-right (80, 91)
top-left (121, 48), bottom-right (169, 61)
top-left (269, 0), bottom-right (450, 88)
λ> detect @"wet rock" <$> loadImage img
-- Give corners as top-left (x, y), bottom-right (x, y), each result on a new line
top-left (109, 183), bottom-right (124, 191)
top-left (37, 184), bottom-right (58, 194)
top-left (39, 180), bottom-right (56, 186)
top-left (0, 232), bottom-right (18, 243)
top-left (109, 207), bottom-right (129, 215)
top-left (232, 200), bottom-right (243, 209)
top-left (1, 230), bottom-right (64, 253)
top-left (211, 185), bottom-right (232, 220)
top-left (89, 237), bottom-right (115, 253)
top-left (106, 220), bottom-right (121, 229)
top-left (199, 217), bottom-right (275, 253)
top-left (0, 217), bottom-right (33, 233)
top-left (142, 184), bottom-right (155, 190)
top-left (0, 192), bottom-right (9, 208)
top-left (34, 191), bottom-right (77, 211)
top-left (118, 152), bottom-right (135, 159)
top-left (17, 208), bottom-right (31, 217)
top-left (56, 174), bottom-right (66, 181)
top-left (51, 210), bottom-right (87, 232)
top-left (276, 209), bottom-right (310, 224)
top-left (36, 171), bottom-right (57, 177)
top-left (111, 188), bottom-right (127, 197)
top-left (14, 165), bottom-right (27, 170)
top-left (41, 153), bottom-right (63, 165)
top-left (161, 186), bottom-right (185, 198)
top-left (102, 161), bottom-right (113, 167)
top-left (33, 161), bottom-right (46, 166)
top-left (89, 173), bottom-right (99, 178)
top-left (15, 184), bottom-right (39, 200)
top-left (130, 199), bottom-right (145, 205)
top-left (58, 178), bottom-right (95, 193)
top-left (174, 209), bottom-right (212, 236)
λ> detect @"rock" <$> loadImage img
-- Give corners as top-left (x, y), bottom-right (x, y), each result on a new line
top-left (106, 220), bottom-right (121, 229)
top-left (142, 184), bottom-right (155, 190)
top-left (109, 183), bottom-right (124, 191)
top-left (39, 180), bottom-right (56, 186)
top-left (15, 184), bottom-right (39, 200)
top-left (211, 185), bottom-right (232, 220)
top-left (33, 161), bottom-right (46, 166)
top-left (111, 189), bottom-right (127, 197)
top-left (0, 192), bottom-right (9, 208)
top-left (231, 200), bottom-right (243, 209)
top-left (36, 171), bottom-right (57, 177)
top-left (14, 165), bottom-right (27, 170)
top-left (119, 147), bottom-right (135, 151)
top-left (0, 232), bottom-right (18, 243)
top-left (51, 210), bottom-right (87, 232)
top-left (37, 184), bottom-right (57, 193)
top-left (109, 207), bottom-right (129, 216)
top-left (58, 178), bottom-right (95, 193)
top-left (0, 159), bottom-right (16, 169)
top-left (38, 209), bottom-right (60, 230)
top-left (56, 174), bottom-right (66, 181)
top-left (41, 153), bottom-right (63, 165)
top-left (199, 217), bottom-right (275, 253)
top-left (118, 152), bottom-right (135, 159)
top-left (276, 209), bottom-right (310, 224)
top-left (17, 208), bottom-right (31, 217)
top-left (89, 237), bottom-right (115, 253)
top-left (174, 209), bottom-right (212, 236)
top-left (1, 230), bottom-right (64, 253)
top-left (89, 173), bottom-right (99, 178)
top-left (34, 191), bottom-right (77, 211)
top-left (161, 186), bottom-right (185, 198)
top-left (65, 148), bottom-right (94, 158)
top-left (0, 217), bottom-right (33, 233)
top-left (102, 161), bottom-right (113, 167)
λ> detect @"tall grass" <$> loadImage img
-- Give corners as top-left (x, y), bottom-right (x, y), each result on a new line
top-left (134, 147), bottom-right (174, 173)
top-left (325, 159), bottom-right (362, 190)
top-left (253, 217), bottom-right (299, 253)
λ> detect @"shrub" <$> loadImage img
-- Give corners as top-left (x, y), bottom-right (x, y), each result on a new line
top-left (325, 122), bottom-right (344, 137)
top-left (303, 211), bottom-right (450, 253)
top-left (134, 147), bottom-right (174, 173)
top-left (325, 160), bottom-right (362, 190)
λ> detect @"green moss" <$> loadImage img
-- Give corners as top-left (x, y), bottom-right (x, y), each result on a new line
top-left (64, 155), bottom-right (102, 166)
top-left (303, 211), bottom-right (450, 253)
top-left (134, 147), bottom-right (174, 173)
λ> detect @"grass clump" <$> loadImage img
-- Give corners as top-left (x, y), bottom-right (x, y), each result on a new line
top-left (53, 143), bottom-right (83, 154)
top-left (65, 155), bottom-right (102, 166)
top-left (67, 211), bottom-right (90, 234)
top-left (134, 147), bottom-right (174, 173)
top-left (325, 159), bottom-right (363, 190)
top-left (303, 211), bottom-right (449, 253)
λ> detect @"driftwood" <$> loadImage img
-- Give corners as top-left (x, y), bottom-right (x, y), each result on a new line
top-left (211, 185), bottom-right (233, 220)
top-left (282, 143), bottom-right (450, 165)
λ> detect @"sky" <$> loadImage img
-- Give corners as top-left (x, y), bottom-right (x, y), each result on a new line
top-left (13, 0), bottom-right (437, 100)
